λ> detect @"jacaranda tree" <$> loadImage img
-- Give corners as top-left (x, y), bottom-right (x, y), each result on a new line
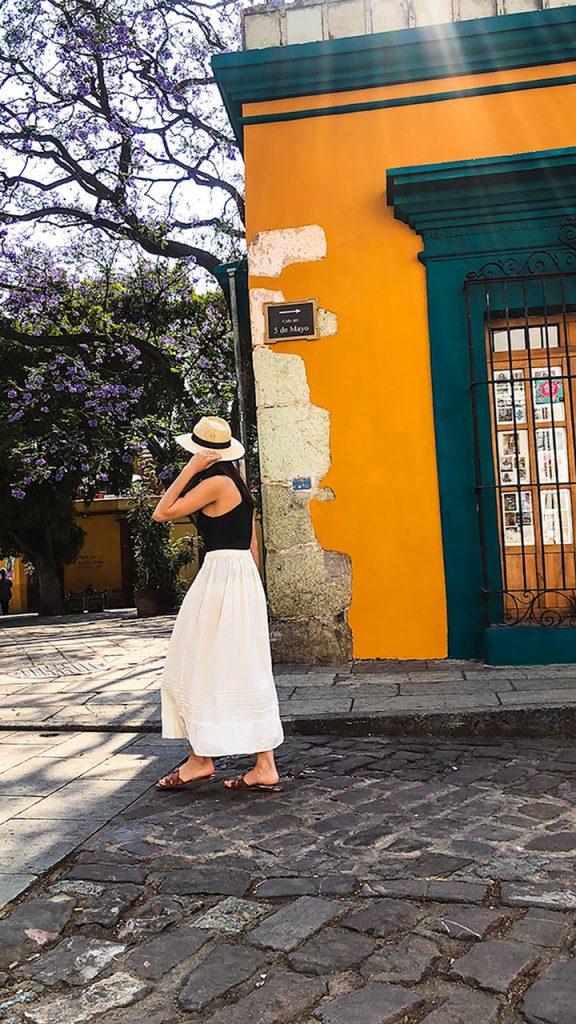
top-left (0, 248), bottom-right (235, 613)
top-left (0, 0), bottom-right (247, 277)
top-left (0, 0), bottom-right (250, 613)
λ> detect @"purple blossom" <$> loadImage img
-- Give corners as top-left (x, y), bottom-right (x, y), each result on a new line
top-left (11, 488), bottom-right (26, 499)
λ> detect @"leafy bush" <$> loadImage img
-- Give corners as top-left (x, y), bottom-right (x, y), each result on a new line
top-left (126, 483), bottom-right (196, 602)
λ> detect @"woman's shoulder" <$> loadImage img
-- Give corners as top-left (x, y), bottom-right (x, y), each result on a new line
top-left (205, 473), bottom-right (245, 505)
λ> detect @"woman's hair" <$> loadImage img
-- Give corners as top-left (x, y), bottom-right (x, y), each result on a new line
top-left (180, 461), bottom-right (254, 511)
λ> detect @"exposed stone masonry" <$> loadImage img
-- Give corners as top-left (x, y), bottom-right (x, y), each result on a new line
top-left (243, 0), bottom-right (572, 50)
top-left (248, 227), bottom-right (353, 663)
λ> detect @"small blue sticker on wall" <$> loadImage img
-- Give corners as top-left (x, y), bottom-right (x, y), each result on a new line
top-left (292, 477), bottom-right (312, 492)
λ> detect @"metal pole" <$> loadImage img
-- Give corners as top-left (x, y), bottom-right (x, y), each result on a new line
top-left (227, 266), bottom-right (249, 482)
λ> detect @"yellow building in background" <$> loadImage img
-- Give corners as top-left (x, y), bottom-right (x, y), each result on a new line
top-left (3, 498), bottom-right (200, 616)
top-left (214, 0), bottom-right (576, 665)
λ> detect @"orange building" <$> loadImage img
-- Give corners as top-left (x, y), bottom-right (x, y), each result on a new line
top-left (214, 0), bottom-right (576, 665)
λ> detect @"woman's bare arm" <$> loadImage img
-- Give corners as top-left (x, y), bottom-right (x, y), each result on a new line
top-left (151, 452), bottom-right (221, 523)
top-left (250, 515), bottom-right (260, 569)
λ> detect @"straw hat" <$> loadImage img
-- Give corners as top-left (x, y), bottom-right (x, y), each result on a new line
top-left (175, 416), bottom-right (245, 462)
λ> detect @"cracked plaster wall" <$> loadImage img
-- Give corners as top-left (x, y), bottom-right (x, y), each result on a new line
top-left (248, 226), bottom-right (352, 664)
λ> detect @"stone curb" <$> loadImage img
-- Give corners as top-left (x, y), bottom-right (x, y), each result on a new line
top-left (282, 705), bottom-right (576, 739)
top-left (3, 703), bottom-right (576, 738)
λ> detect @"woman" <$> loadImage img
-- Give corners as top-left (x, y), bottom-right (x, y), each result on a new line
top-left (153, 416), bottom-right (284, 792)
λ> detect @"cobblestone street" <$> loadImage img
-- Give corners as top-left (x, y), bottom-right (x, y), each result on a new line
top-left (1, 732), bottom-right (576, 1023)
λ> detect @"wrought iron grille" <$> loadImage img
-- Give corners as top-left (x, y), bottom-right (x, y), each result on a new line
top-left (465, 265), bottom-right (576, 628)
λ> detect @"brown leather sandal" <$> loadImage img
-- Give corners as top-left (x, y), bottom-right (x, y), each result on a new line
top-left (225, 775), bottom-right (282, 792)
top-left (156, 769), bottom-right (216, 791)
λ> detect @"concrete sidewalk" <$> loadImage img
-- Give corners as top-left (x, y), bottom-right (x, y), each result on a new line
top-left (2, 613), bottom-right (576, 737)
top-left (0, 730), bottom-right (182, 910)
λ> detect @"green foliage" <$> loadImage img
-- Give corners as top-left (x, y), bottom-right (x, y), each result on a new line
top-left (126, 483), bottom-right (196, 601)
top-left (0, 481), bottom-right (85, 568)
top-left (0, 253), bottom-right (234, 595)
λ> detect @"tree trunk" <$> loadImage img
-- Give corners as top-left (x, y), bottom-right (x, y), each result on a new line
top-left (35, 557), bottom-right (64, 616)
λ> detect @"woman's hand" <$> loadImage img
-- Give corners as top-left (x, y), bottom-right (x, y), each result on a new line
top-left (186, 451), bottom-right (222, 475)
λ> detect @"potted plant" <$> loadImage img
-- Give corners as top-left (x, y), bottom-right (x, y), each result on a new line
top-left (126, 482), bottom-right (195, 617)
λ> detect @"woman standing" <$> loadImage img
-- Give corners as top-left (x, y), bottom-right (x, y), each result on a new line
top-left (153, 416), bottom-right (284, 792)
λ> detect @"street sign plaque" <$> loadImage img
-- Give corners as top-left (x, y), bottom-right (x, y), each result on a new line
top-left (264, 299), bottom-right (318, 343)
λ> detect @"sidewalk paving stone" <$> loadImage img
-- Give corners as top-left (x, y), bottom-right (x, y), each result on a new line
top-left (158, 865), bottom-right (251, 897)
top-left (289, 927), bottom-right (377, 975)
top-left (0, 895), bottom-right (76, 967)
top-left (191, 896), bottom-right (273, 934)
top-left (360, 934), bottom-right (440, 983)
top-left (501, 882), bottom-right (576, 911)
top-left (420, 991), bottom-right (501, 1023)
top-left (202, 970), bottom-right (326, 1024)
top-left (450, 938), bottom-right (539, 993)
top-left (122, 929), bottom-right (209, 981)
top-left (17, 935), bottom-right (126, 986)
top-left (506, 907), bottom-right (573, 948)
top-left (521, 960), bottom-right (576, 1024)
top-left (249, 896), bottom-right (346, 951)
top-left (315, 981), bottom-right (424, 1024)
top-left (343, 898), bottom-right (423, 937)
top-left (22, 971), bottom-right (152, 1024)
top-left (178, 944), bottom-right (265, 1011)
top-left (425, 905), bottom-right (507, 940)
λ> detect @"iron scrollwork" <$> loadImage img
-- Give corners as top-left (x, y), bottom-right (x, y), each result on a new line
top-left (466, 218), bottom-right (576, 281)
top-left (498, 590), bottom-right (576, 629)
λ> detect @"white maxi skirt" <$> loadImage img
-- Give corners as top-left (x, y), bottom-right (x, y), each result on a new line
top-left (161, 549), bottom-right (284, 757)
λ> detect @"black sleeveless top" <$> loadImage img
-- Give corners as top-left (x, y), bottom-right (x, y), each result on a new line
top-left (197, 498), bottom-right (253, 553)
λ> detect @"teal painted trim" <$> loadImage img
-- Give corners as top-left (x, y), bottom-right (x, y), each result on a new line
top-left (213, 7), bottom-right (576, 146)
top-left (486, 627), bottom-right (576, 666)
top-left (213, 259), bottom-right (246, 303)
top-left (422, 260), bottom-right (487, 660)
top-left (387, 147), bottom-right (576, 235)
top-left (241, 72), bottom-right (576, 131)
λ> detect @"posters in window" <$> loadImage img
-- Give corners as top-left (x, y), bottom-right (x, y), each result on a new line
top-left (541, 489), bottom-right (573, 545)
top-left (532, 366), bottom-right (565, 422)
top-left (498, 431), bottom-right (530, 485)
top-left (494, 369), bottom-right (527, 425)
top-left (502, 491), bottom-right (535, 546)
top-left (536, 427), bottom-right (569, 484)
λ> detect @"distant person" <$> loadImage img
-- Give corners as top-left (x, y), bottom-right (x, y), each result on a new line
top-left (0, 570), bottom-right (12, 616)
top-left (152, 416), bottom-right (284, 793)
